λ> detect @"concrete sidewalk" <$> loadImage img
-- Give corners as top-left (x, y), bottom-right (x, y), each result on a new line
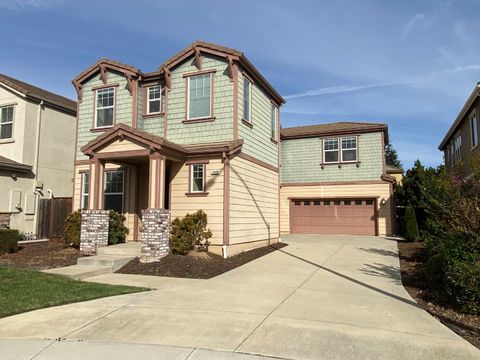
top-left (0, 235), bottom-right (478, 360)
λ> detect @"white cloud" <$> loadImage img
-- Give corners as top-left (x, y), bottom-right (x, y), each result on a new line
top-left (446, 64), bottom-right (480, 73)
top-left (402, 13), bottom-right (426, 38)
top-left (284, 81), bottom-right (410, 100)
top-left (0, 0), bottom-right (63, 10)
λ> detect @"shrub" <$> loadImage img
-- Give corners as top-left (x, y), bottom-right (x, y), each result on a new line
top-left (403, 203), bottom-right (420, 242)
top-left (0, 229), bottom-right (20, 254)
top-left (62, 210), bottom-right (82, 247)
top-left (170, 210), bottom-right (212, 255)
top-left (62, 210), bottom-right (129, 248)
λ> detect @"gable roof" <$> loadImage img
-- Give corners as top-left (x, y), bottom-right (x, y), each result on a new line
top-left (281, 122), bottom-right (388, 141)
top-left (0, 74), bottom-right (76, 114)
top-left (72, 58), bottom-right (143, 85)
top-left (438, 83), bottom-right (480, 150)
top-left (0, 155), bottom-right (32, 173)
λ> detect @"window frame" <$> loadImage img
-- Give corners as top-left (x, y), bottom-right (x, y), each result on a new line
top-left (80, 172), bottom-right (89, 210)
top-left (454, 131), bottom-right (462, 162)
top-left (103, 169), bottom-right (125, 213)
top-left (189, 163), bottom-right (207, 193)
top-left (186, 72), bottom-right (214, 121)
top-left (146, 85), bottom-right (163, 115)
top-left (242, 75), bottom-right (253, 124)
top-left (470, 110), bottom-right (479, 150)
top-left (94, 86), bottom-right (115, 129)
top-left (323, 137), bottom-right (340, 164)
top-left (0, 104), bottom-right (15, 141)
top-left (340, 136), bottom-right (358, 163)
top-left (271, 103), bottom-right (278, 141)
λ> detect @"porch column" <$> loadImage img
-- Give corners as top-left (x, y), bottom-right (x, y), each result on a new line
top-left (87, 158), bottom-right (105, 210)
top-left (148, 153), bottom-right (166, 209)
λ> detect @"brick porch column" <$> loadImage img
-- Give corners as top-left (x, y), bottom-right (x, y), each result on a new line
top-left (148, 152), bottom-right (166, 209)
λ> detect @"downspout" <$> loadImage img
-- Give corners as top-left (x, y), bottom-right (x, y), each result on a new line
top-left (32, 100), bottom-right (44, 236)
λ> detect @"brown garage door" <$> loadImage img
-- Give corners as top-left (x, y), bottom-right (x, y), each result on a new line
top-left (290, 199), bottom-right (376, 235)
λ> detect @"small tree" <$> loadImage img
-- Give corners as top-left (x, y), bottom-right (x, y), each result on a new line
top-left (385, 139), bottom-right (402, 168)
top-left (404, 203), bottom-right (420, 242)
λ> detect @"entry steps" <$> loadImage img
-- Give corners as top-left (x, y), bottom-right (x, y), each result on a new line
top-left (43, 242), bottom-right (141, 280)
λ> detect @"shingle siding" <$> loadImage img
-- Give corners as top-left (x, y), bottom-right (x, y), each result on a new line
top-left (280, 132), bottom-right (384, 183)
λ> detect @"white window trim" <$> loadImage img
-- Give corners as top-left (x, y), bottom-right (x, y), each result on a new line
top-left (340, 136), bottom-right (358, 163)
top-left (186, 73), bottom-right (213, 121)
top-left (81, 172), bottom-right (89, 210)
top-left (104, 170), bottom-right (125, 213)
top-left (146, 85), bottom-right (162, 115)
top-left (94, 87), bottom-right (115, 129)
top-left (271, 104), bottom-right (278, 140)
top-left (323, 137), bottom-right (340, 164)
top-left (190, 164), bottom-right (206, 193)
top-left (470, 110), bottom-right (478, 150)
top-left (243, 76), bottom-right (253, 123)
top-left (0, 104), bottom-right (15, 141)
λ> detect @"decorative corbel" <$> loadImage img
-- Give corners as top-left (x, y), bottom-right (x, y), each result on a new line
top-left (125, 74), bottom-right (134, 95)
top-left (226, 55), bottom-right (236, 82)
top-left (194, 46), bottom-right (202, 70)
top-left (99, 64), bottom-right (108, 84)
top-left (163, 66), bottom-right (172, 90)
top-left (73, 82), bottom-right (83, 101)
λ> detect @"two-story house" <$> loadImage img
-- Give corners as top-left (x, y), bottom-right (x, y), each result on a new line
top-left (439, 83), bottom-right (480, 177)
top-left (72, 41), bottom-right (395, 257)
top-left (280, 122), bottom-right (395, 237)
top-left (72, 42), bottom-right (284, 257)
top-left (0, 74), bottom-right (76, 234)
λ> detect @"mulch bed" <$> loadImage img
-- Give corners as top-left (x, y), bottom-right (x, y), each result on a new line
top-left (117, 243), bottom-right (288, 279)
top-left (0, 240), bottom-right (83, 270)
top-left (397, 241), bottom-right (480, 349)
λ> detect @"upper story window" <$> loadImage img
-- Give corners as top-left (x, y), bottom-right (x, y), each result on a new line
top-left (454, 131), bottom-right (462, 162)
top-left (190, 164), bottom-right (206, 193)
top-left (271, 104), bottom-right (278, 140)
top-left (341, 136), bottom-right (357, 162)
top-left (323, 136), bottom-right (358, 164)
top-left (147, 85), bottom-right (162, 115)
top-left (187, 73), bottom-right (212, 120)
top-left (0, 105), bottom-right (14, 140)
top-left (470, 110), bottom-right (478, 149)
top-left (95, 87), bottom-right (115, 128)
top-left (323, 138), bottom-right (339, 163)
top-left (243, 76), bottom-right (252, 122)
top-left (81, 172), bottom-right (89, 209)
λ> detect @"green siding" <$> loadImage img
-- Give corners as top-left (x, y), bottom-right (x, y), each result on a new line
top-left (237, 68), bottom-right (278, 167)
top-left (280, 132), bottom-right (384, 183)
top-left (76, 71), bottom-right (133, 160)
top-left (165, 54), bottom-right (233, 144)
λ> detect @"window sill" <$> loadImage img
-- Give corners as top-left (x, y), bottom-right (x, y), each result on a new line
top-left (320, 161), bottom-right (361, 169)
top-left (270, 137), bottom-right (278, 145)
top-left (185, 192), bottom-right (209, 197)
top-left (182, 117), bottom-right (216, 124)
top-left (90, 127), bottom-right (112, 132)
top-left (242, 119), bottom-right (253, 128)
top-left (0, 139), bottom-right (14, 144)
top-left (143, 112), bottom-right (165, 118)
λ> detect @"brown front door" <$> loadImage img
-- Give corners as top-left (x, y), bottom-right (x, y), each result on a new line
top-left (290, 199), bottom-right (376, 235)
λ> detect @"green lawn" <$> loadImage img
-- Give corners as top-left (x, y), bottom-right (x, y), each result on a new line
top-left (0, 267), bottom-right (149, 318)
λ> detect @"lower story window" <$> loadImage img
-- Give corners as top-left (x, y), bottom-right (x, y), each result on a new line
top-left (81, 173), bottom-right (89, 209)
top-left (190, 164), bottom-right (205, 192)
top-left (104, 170), bottom-right (124, 212)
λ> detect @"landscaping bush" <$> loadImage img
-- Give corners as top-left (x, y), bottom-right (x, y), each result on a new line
top-left (0, 229), bottom-right (21, 254)
top-left (403, 203), bottom-right (420, 242)
top-left (170, 210), bottom-right (212, 255)
top-left (62, 210), bottom-right (129, 248)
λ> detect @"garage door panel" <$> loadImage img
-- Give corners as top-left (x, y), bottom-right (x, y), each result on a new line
top-left (290, 199), bottom-right (376, 236)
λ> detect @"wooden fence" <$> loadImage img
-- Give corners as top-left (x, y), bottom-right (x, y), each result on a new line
top-left (37, 197), bottom-right (72, 240)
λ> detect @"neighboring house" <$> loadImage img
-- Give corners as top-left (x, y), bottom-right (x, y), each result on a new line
top-left (280, 122), bottom-right (395, 237)
top-left (71, 41), bottom-right (395, 257)
top-left (439, 83), bottom-right (480, 178)
top-left (386, 164), bottom-right (403, 184)
top-left (0, 74), bottom-right (76, 234)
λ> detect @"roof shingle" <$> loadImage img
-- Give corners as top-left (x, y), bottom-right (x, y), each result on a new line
top-left (281, 122), bottom-right (388, 139)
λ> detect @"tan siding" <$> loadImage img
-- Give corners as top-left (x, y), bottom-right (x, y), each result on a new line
top-left (73, 164), bottom-right (89, 210)
top-left (170, 159), bottom-right (224, 245)
top-left (280, 183), bottom-right (393, 236)
top-left (229, 155), bottom-right (279, 244)
top-left (97, 139), bottom-right (145, 153)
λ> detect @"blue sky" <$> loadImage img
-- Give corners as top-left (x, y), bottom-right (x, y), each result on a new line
top-left (1, 0), bottom-right (480, 168)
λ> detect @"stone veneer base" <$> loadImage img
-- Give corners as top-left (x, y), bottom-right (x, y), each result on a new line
top-left (140, 208), bottom-right (170, 262)
top-left (80, 210), bottom-right (110, 255)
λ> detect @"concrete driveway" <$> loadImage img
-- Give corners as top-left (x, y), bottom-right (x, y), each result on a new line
top-left (1, 235), bottom-right (479, 360)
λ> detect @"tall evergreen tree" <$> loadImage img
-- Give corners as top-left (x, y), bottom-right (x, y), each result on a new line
top-left (385, 140), bottom-right (402, 168)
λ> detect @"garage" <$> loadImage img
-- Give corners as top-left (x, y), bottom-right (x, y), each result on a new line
top-left (289, 198), bottom-right (377, 235)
